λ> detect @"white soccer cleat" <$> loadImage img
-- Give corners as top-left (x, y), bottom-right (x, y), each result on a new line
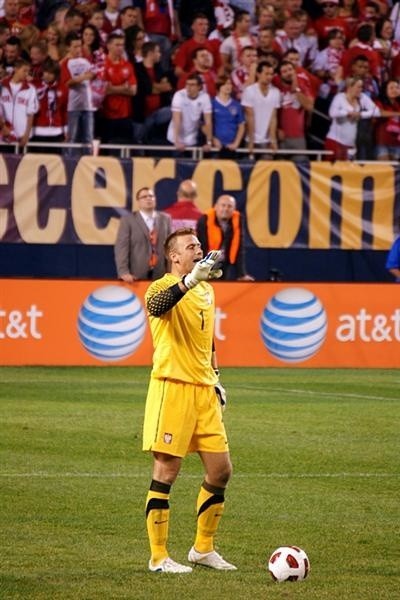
top-left (188, 546), bottom-right (237, 571)
top-left (148, 557), bottom-right (193, 574)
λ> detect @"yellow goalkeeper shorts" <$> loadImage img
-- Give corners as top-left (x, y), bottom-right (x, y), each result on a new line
top-left (142, 377), bottom-right (229, 457)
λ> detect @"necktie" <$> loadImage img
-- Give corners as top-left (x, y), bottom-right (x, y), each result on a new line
top-left (149, 228), bottom-right (158, 268)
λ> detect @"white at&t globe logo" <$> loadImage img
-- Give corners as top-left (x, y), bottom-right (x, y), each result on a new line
top-left (77, 285), bottom-right (146, 362)
top-left (260, 288), bottom-right (327, 363)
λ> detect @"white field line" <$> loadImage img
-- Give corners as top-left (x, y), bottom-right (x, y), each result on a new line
top-left (237, 385), bottom-right (398, 402)
top-left (0, 472), bottom-right (398, 479)
top-left (1, 380), bottom-right (397, 402)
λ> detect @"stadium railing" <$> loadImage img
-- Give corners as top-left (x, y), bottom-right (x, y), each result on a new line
top-left (0, 140), bottom-right (334, 161)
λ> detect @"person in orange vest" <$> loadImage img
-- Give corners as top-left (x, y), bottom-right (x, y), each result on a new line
top-left (196, 194), bottom-right (254, 281)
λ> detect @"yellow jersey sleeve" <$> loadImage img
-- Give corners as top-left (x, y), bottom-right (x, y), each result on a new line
top-left (145, 274), bottom-right (217, 385)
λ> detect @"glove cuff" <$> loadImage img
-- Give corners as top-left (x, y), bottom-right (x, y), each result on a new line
top-left (182, 274), bottom-right (196, 290)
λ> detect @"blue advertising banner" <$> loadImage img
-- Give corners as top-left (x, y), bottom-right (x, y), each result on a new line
top-left (0, 154), bottom-right (398, 250)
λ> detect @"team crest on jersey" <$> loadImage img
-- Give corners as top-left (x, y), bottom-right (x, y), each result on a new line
top-left (163, 432), bottom-right (173, 444)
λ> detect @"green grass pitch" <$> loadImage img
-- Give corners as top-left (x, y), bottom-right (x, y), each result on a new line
top-left (1, 367), bottom-right (399, 599)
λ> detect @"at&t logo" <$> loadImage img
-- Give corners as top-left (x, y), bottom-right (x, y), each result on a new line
top-left (260, 288), bottom-right (327, 363)
top-left (77, 285), bottom-right (146, 362)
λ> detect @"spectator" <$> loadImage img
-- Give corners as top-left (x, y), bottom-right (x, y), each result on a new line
top-left (125, 25), bottom-right (146, 65)
top-left (337, 0), bottom-right (360, 38)
top-left (311, 27), bottom-right (345, 93)
top-left (163, 179), bottom-right (203, 230)
top-left (386, 218), bottom-right (400, 281)
top-left (324, 76), bottom-right (379, 160)
top-left (61, 32), bottom-right (97, 154)
top-left (275, 16), bottom-right (310, 65)
top-left (341, 23), bottom-right (381, 81)
top-left (44, 22), bottom-right (65, 62)
top-left (19, 23), bottom-right (40, 55)
top-left (89, 8), bottom-right (107, 45)
top-left (0, 0), bottom-right (30, 36)
top-left (0, 25), bottom-right (10, 76)
top-left (374, 18), bottom-right (399, 82)
top-left (211, 75), bottom-right (246, 157)
top-left (282, 0), bottom-right (303, 19)
top-left (220, 9), bottom-right (256, 72)
top-left (18, 0), bottom-right (35, 24)
top-left (133, 0), bottom-right (181, 71)
top-left (212, 0), bottom-right (235, 40)
top-left (173, 13), bottom-right (221, 79)
top-left (196, 194), bottom-right (254, 281)
top-left (102, 0), bottom-right (122, 36)
top-left (31, 58), bottom-right (68, 149)
top-left (284, 47), bottom-right (322, 97)
top-left (120, 6), bottom-right (139, 31)
top-left (178, 1), bottom-right (215, 39)
top-left (375, 79), bottom-right (400, 161)
top-left (81, 24), bottom-right (107, 113)
top-left (241, 60), bottom-right (280, 159)
top-left (63, 8), bottom-right (84, 36)
top-left (166, 72), bottom-right (213, 153)
top-left (362, 1), bottom-right (381, 23)
top-left (177, 47), bottom-right (218, 97)
top-left (0, 24), bottom-right (10, 49)
top-left (390, 1), bottom-right (400, 42)
top-left (251, 5), bottom-right (277, 35)
top-left (1, 35), bottom-right (21, 75)
top-left (29, 41), bottom-right (48, 86)
top-left (101, 31), bottom-right (137, 143)
top-left (82, 24), bottom-right (104, 63)
top-left (231, 45), bottom-right (258, 100)
top-left (313, 0), bottom-right (349, 48)
top-left (49, 6), bottom-right (68, 35)
top-left (74, 0), bottom-right (99, 20)
top-left (256, 26), bottom-right (282, 61)
top-left (346, 55), bottom-right (380, 158)
top-left (114, 186), bottom-right (172, 282)
top-left (295, 8), bottom-right (319, 67)
top-left (274, 59), bottom-right (314, 160)
top-left (132, 41), bottom-right (173, 144)
top-left (348, 54), bottom-right (379, 99)
top-left (0, 57), bottom-right (38, 146)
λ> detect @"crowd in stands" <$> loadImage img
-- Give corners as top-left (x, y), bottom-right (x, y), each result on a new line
top-left (1, 0), bottom-right (400, 160)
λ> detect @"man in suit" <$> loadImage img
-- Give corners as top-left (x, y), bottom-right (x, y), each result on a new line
top-left (114, 187), bottom-right (172, 281)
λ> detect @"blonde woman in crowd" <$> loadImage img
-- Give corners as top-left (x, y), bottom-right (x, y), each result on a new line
top-left (44, 22), bottom-right (65, 61)
top-left (324, 76), bottom-right (379, 160)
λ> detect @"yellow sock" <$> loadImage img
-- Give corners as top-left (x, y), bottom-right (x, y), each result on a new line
top-left (145, 480), bottom-right (171, 565)
top-left (194, 481), bottom-right (225, 554)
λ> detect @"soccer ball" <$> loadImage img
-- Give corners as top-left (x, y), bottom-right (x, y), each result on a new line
top-left (268, 546), bottom-right (310, 582)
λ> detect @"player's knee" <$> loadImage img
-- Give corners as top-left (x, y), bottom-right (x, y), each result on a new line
top-left (216, 462), bottom-right (233, 487)
top-left (152, 453), bottom-right (181, 484)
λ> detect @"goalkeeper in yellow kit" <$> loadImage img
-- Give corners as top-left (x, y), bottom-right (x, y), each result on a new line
top-left (143, 227), bottom-right (237, 573)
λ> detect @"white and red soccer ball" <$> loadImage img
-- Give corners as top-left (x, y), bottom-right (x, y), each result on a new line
top-left (268, 546), bottom-right (310, 582)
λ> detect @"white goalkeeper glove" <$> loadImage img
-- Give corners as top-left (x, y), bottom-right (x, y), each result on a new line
top-left (214, 369), bottom-right (227, 410)
top-left (183, 251), bottom-right (223, 290)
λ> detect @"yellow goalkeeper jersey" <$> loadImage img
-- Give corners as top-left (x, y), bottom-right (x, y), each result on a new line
top-left (145, 274), bottom-right (218, 386)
